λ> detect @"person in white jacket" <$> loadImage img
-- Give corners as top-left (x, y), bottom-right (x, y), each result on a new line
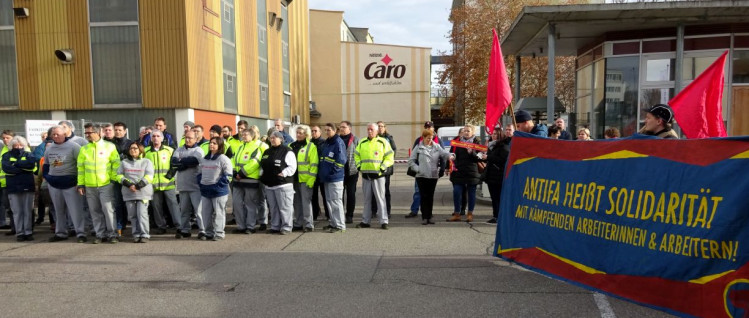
top-left (116, 142), bottom-right (154, 243)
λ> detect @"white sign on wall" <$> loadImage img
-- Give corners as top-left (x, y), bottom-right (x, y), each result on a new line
top-left (358, 45), bottom-right (415, 93)
top-left (25, 120), bottom-right (59, 146)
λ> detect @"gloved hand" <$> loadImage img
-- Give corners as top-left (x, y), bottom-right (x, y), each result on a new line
top-left (121, 179), bottom-right (135, 188)
top-left (135, 180), bottom-right (147, 189)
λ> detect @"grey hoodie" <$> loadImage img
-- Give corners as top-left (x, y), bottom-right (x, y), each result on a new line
top-left (172, 145), bottom-right (205, 192)
top-left (408, 141), bottom-right (450, 179)
top-left (117, 158), bottom-right (154, 201)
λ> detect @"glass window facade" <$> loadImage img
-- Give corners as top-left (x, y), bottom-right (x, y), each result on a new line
top-left (222, 0), bottom-right (237, 113)
top-left (0, 0), bottom-right (17, 106)
top-left (733, 50), bottom-right (749, 84)
top-left (257, 0), bottom-right (269, 116)
top-left (89, 1), bottom-right (141, 105)
top-left (281, 5), bottom-right (290, 119)
top-left (604, 57), bottom-right (639, 136)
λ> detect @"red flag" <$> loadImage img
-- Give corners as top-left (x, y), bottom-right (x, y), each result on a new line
top-left (668, 51), bottom-right (728, 138)
top-left (485, 28), bottom-right (512, 134)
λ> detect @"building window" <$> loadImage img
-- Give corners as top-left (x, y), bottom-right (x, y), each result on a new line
top-left (733, 50), bottom-right (749, 84)
top-left (224, 3), bottom-right (231, 22)
top-left (0, 1), bottom-right (18, 107)
top-left (226, 74), bottom-right (234, 93)
top-left (281, 5), bottom-right (290, 114)
top-left (89, 0), bottom-right (142, 105)
top-left (258, 27), bottom-right (265, 44)
top-left (260, 84), bottom-right (268, 101)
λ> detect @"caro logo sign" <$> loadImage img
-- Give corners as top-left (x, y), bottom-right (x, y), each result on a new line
top-left (364, 54), bottom-right (406, 80)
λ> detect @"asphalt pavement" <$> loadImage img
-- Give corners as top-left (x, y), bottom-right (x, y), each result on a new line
top-left (0, 164), bottom-right (674, 317)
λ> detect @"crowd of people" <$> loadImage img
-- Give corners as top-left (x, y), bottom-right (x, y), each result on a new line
top-left (0, 103), bottom-right (678, 243)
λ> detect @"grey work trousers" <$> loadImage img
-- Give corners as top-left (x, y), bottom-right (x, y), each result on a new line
top-left (256, 186), bottom-right (268, 225)
top-left (152, 189), bottom-right (180, 229)
top-left (361, 177), bottom-right (388, 225)
top-left (86, 183), bottom-right (116, 239)
top-left (201, 195), bottom-right (228, 238)
top-left (293, 182), bottom-right (314, 229)
top-left (264, 185), bottom-right (294, 232)
top-left (49, 186), bottom-right (85, 238)
top-left (126, 200), bottom-right (150, 238)
top-left (324, 181), bottom-right (345, 230)
top-left (232, 186), bottom-right (262, 231)
top-left (9, 192), bottom-right (34, 236)
top-left (178, 191), bottom-right (202, 234)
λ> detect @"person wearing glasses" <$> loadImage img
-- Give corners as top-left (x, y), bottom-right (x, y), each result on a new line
top-left (77, 123), bottom-right (121, 244)
top-left (116, 142), bottom-right (154, 243)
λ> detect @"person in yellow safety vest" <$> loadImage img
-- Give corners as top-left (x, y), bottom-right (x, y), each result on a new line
top-left (178, 121), bottom-right (195, 148)
top-left (230, 128), bottom-right (268, 234)
top-left (144, 129), bottom-right (180, 235)
top-left (222, 125), bottom-right (239, 158)
top-left (289, 125), bottom-right (318, 232)
top-left (77, 123), bottom-right (121, 244)
top-left (0, 129), bottom-right (14, 231)
top-left (354, 122), bottom-right (394, 230)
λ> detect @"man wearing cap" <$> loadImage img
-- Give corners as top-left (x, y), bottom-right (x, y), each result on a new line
top-left (641, 104), bottom-right (679, 139)
top-left (514, 110), bottom-right (548, 137)
top-left (179, 121), bottom-right (195, 147)
top-left (406, 121), bottom-right (441, 218)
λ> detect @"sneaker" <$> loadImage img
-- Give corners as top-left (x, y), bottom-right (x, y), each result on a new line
top-left (404, 213), bottom-right (418, 218)
top-left (110, 237), bottom-right (119, 244)
top-left (16, 235), bottom-right (25, 242)
top-left (328, 227), bottom-right (345, 233)
top-left (153, 228), bottom-right (167, 235)
top-left (197, 233), bottom-right (207, 240)
top-left (245, 229), bottom-right (256, 234)
top-left (355, 222), bottom-right (370, 228)
top-left (140, 238), bottom-right (149, 243)
top-left (268, 229), bottom-right (281, 234)
top-left (486, 218), bottom-right (497, 224)
top-left (212, 236), bottom-right (224, 241)
top-left (134, 237), bottom-right (141, 243)
top-left (49, 235), bottom-right (69, 242)
top-left (280, 230), bottom-right (291, 235)
top-left (231, 229), bottom-right (245, 234)
top-left (303, 227), bottom-right (313, 233)
top-left (381, 224), bottom-right (389, 230)
top-left (292, 226), bottom-right (303, 232)
top-left (92, 238), bottom-right (102, 244)
top-left (77, 236), bottom-right (87, 243)
top-left (345, 217), bottom-right (353, 224)
top-left (258, 224), bottom-right (267, 231)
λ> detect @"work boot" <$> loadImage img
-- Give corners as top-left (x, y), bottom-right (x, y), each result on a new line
top-left (466, 212), bottom-right (473, 223)
top-left (446, 213), bottom-right (462, 222)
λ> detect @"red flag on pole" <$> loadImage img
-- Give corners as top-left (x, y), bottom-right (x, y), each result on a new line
top-left (485, 28), bottom-right (512, 135)
top-left (668, 50), bottom-right (728, 138)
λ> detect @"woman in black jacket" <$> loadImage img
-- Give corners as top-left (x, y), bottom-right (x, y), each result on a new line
top-left (483, 125), bottom-right (512, 224)
top-left (2, 136), bottom-right (37, 241)
top-left (447, 125), bottom-right (482, 222)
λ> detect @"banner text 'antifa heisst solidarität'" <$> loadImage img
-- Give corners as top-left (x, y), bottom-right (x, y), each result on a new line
top-left (494, 132), bottom-right (749, 318)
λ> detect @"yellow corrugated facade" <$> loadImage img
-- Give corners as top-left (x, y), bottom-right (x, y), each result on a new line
top-left (9, 0), bottom-right (310, 122)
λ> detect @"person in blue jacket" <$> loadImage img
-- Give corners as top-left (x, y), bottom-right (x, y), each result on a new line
top-left (317, 123), bottom-right (347, 233)
top-left (2, 136), bottom-right (37, 241)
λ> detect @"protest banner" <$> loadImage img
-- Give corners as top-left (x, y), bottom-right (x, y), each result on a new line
top-left (495, 132), bottom-right (749, 318)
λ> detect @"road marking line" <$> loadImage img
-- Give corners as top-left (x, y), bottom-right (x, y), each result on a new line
top-left (594, 292), bottom-right (616, 318)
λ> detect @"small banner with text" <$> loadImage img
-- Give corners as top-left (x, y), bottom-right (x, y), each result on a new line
top-left (494, 132), bottom-right (749, 318)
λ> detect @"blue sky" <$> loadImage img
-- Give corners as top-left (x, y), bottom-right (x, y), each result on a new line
top-left (308, 0), bottom-right (454, 55)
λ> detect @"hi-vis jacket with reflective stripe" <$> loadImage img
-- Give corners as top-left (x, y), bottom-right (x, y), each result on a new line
top-left (354, 136), bottom-right (394, 177)
top-left (0, 145), bottom-right (7, 188)
top-left (144, 145), bottom-right (175, 191)
top-left (233, 140), bottom-right (267, 184)
top-left (290, 139), bottom-right (318, 188)
top-left (77, 139), bottom-right (120, 188)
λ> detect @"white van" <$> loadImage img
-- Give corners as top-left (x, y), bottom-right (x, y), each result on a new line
top-left (436, 126), bottom-right (475, 150)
